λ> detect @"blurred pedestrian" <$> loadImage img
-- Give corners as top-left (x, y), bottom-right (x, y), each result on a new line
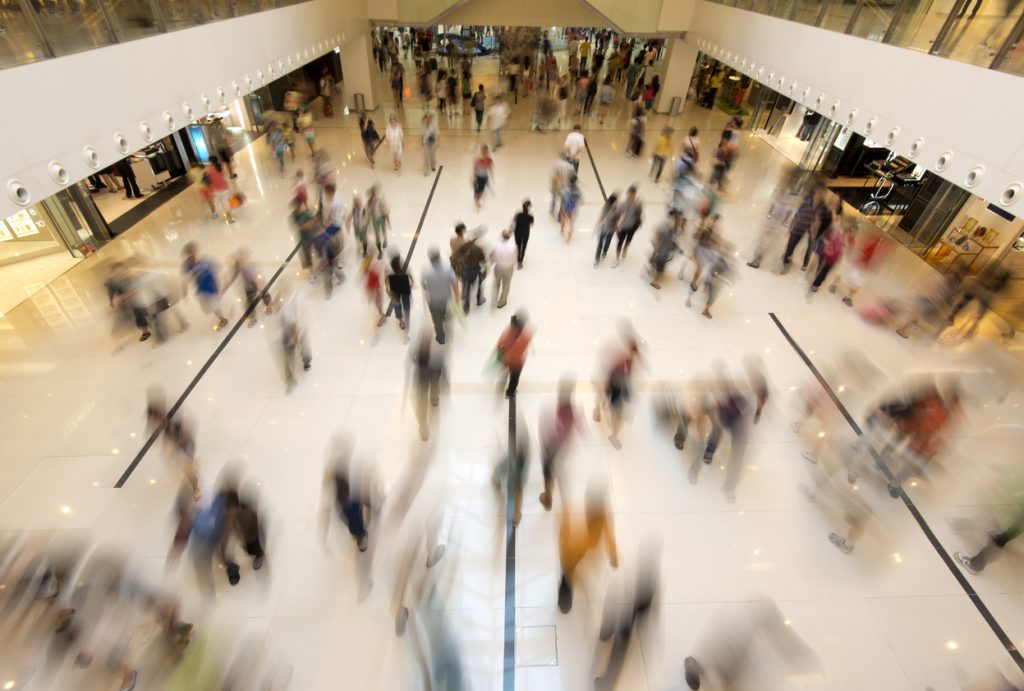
top-left (560, 173), bottom-right (582, 243)
top-left (494, 311), bottom-right (533, 399)
top-left (222, 247), bottom-right (272, 327)
top-left (422, 113), bottom-right (439, 175)
top-left (593, 192), bottom-right (622, 268)
top-left (422, 247), bottom-right (460, 345)
top-left (277, 280), bottom-right (311, 392)
top-left (180, 243), bottom-right (229, 330)
top-left (386, 254), bottom-right (414, 335)
top-left (490, 229), bottom-right (517, 309)
top-left (538, 380), bottom-right (585, 510)
top-left (471, 144), bottom-right (495, 210)
top-left (512, 199), bottom-right (534, 268)
top-left (347, 193), bottom-right (370, 258)
top-left (386, 113), bottom-right (404, 175)
top-left (557, 482), bottom-right (618, 613)
top-left (593, 334), bottom-right (643, 449)
top-left (613, 185), bottom-right (643, 267)
top-left (488, 94), bottom-right (510, 150)
top-left (367, 184), bottom-right (391, 254)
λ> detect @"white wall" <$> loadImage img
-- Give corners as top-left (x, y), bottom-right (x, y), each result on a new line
top-left (655, 37), bottom-right (698, 114)
top-left (0, 0), bottom-right (371, 219)
top-left (687, 0), bottom-right (1024, 212)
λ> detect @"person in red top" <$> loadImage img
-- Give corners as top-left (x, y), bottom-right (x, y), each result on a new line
top-left (206, 156), bottom-right (235, 224)
top-left (495, 311), bottom-right (533, 399)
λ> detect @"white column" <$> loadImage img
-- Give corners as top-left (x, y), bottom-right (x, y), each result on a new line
top-left (339, 32), bottom-right (379, 112)
top-left (654, 37), bottom-right (699, 115)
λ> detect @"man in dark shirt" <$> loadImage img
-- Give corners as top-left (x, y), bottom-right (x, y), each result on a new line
top-left (513, 200), bottom-right (535, 268)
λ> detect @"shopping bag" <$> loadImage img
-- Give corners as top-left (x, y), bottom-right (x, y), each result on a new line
top-left (229, 192), bottom-right (246, 209)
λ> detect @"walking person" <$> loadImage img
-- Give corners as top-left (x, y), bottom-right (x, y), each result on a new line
top-left (593, 193), bottom-right (622, 268)
top-left (361, 246), bottom-right (388, 328)
top-left (472, 144), bottom-right (494, 211)
top-left (807, 218), bottom-right (854, 298)
top-left (180, 242), bottom-right (229, 330)
top-left (560, 173), bottom-right (582, 243)
top-left (290, 197), bottom-right (318, 280)
top-left (597, 76), bottom-right (614, 124)
top-left (626, 105), bottom-right (645, 158)
top-left (550, 155), bottom-right (574, 216)
top-left (277, 280), bottom-right (312, 392)
top-left (367, 184), bottom-right (391, 254)
top-left (538, 380), bottom-right (585, 510)
top-left (557, 482), bottom-right (618, 613)
top-left (386, 254), bottom-right (414, 336)
top-left (422, 113), bottom-right (439, 175)
top-left (489, 229), bottom-right (517, 309)
top-left (390, 61), bottom-right (405, 106)
top-left (453, 231), bottom-right (487, 312)
top-left (584, 72), bottom-right (599, 115)
top-left (690, 373), bottom-right (750, 503)
top-left (488, 94), bottom-right (510, 150)
top-left (114, 157), bottom-right (144, 199)
top-left (780, 179), bottom-right (826, 273)
top-left (347, 194), bottom-right (371, 258)
top-left (472, 83), bottom-right (487, 132)
top-left (613, 185), bottom-right (643, 266)
top-left (512, 200), bottom-right (534, 268)
top-left (408, 331), bottom-right (448, 441)
top-left (221, 247), bottom-right (273, 328)
top-left (360, 115), bottom-right (382, 168)
top-left (461, 70), bottom-right (473, 117)
top-left (434, 70), bottom-right (448, 114)
top-left (206, 156), bottom-right (235, 223)
top-left (386, 113), bottom-right (404, 175)
top-left (593, 334), bottom-right (643, 449)
top-left (494, 311), bottom-right (533, 398)
top-left (422, 247), bottom-right (459, 345)
top-left (564, 124), bottom-right (586, 173)
top-left (650, 127), bottom-right (673, 182)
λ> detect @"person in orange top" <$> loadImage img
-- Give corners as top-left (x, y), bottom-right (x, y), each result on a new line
top-left (495, 310), bottom-right (533, 399)
top-left (558, 482), bottom-right (618, 613)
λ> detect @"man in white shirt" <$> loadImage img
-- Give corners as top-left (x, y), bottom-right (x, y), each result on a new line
top-left (488, 96), bottom-right (511, 150)
top-left (489, 229), bottom-right (518, 309)
top-left (564, 124), bottom-right (586, 174)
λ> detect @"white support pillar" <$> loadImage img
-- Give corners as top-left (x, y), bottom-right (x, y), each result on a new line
top-left (655, 37), bottom-right (699, 115)
top-left (339, 32), bottom-right (379, 112)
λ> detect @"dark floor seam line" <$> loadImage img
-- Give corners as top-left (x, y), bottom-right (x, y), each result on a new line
top-left (114, 242), bottom-right (303, 488)
top-left (503, 394), bottom-right (517, 691)
top-left (584, 138), bottom-right (608, 202)
top-left (768, 312), bottom-right (1024, 673)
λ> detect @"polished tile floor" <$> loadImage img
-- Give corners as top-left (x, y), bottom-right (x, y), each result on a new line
top-left (1, 52), bottom-right (1023, 690)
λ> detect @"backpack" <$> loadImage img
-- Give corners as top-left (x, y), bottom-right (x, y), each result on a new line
top-left (191, 494), bottom-right (226, 545)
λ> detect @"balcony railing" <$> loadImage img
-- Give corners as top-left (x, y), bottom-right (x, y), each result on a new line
top-left (707, 0), bottom-right (1024, 75)
top-left (0, 0), bottom-right (311, 69)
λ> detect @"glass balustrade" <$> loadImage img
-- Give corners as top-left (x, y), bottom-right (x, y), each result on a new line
top-left (0, 0), bottom-right (310, 69)
top-left (705, 0), bottom-right (1024, 74)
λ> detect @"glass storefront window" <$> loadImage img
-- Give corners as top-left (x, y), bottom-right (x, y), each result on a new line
top-left (155, 0), bottom-right (200, 29)
top-left (0, 1), bottom-right (50, 67)
top-left (848, 0), bottom-right (894, 42)
top-left (195, 0), bottom-right (232, 21)
top-left (104, 0), bottom-right (160, 42)
top-left (27, 0), bottom-right (115, 57)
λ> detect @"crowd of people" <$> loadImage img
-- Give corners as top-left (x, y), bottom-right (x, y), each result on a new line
top-left (65, 21), bottom-right (1024, 691)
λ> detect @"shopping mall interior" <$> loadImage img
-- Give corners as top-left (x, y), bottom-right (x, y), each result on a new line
top-left (0, 0), bottom-right (1023, 689)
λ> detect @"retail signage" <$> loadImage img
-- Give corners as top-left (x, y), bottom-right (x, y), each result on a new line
top-left (5, 209), bottom-right (40, 238)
